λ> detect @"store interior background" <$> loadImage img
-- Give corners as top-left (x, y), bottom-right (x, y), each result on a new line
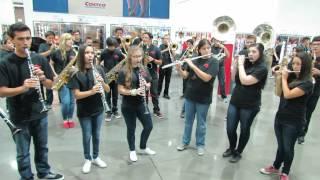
top-left (1, 0), bottom-right (320, 47)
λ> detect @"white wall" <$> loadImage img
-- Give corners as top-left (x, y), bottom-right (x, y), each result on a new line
top-left (0, 0), bottom-right (15, 35)
top-left (22, 0), bottom-right (319, 38)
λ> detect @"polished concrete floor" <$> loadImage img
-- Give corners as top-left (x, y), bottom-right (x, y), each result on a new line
top-left (0, 72), bottom-right (319, 180)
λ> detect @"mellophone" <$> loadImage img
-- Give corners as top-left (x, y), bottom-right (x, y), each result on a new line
top-left (161, 53), bottom-right (225, 69)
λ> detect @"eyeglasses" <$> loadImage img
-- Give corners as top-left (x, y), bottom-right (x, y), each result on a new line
top-left (16, 37), bottom-right (31, 41)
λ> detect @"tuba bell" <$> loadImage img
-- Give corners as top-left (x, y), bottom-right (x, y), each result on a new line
top-left (253, 24), bottom-right (274, 49)
top-left (212, 16), bottom-right (236, 41)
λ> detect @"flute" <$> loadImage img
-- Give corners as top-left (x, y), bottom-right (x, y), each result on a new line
top-left (162, 53), bottom-right (213, 69)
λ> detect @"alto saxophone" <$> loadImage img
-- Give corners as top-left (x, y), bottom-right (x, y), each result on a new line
top-left (52, 49), bottom-right (78, 90)
top-left (91, 61), bottom-right (110, 113)
top-left (25, 48), bottom-right (48, 113)
top-left (105, 57), bottom-right (127, 84)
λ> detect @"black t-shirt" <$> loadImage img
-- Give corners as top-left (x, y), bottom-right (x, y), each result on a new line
top-left (51, 49), bottom-right (76, 74)
top-left (0, 53), bottom-right (54, 123)
top-left (117, 67), bottom-right (151, 107)
top-left (184, 57), bottom-right (219, 104)
top-left (0, 49), bottom-right (12, 60)
top-left (276, 79), bottom-right (313, 125)
top-left (132, 37), bottom-right (142, 46)
top-left (159, 44), bottom-right (173, 66)
top-left (312, 56), bottom-right (320, 96)
top-left (38, 43), bottom-right (51, 61)
top-left (100, 48), bottom-right (125, 73)
top-left (211, 46), bottom-right (225, 66)
top-left (230, 60), bottom-right (268, 108)
top-left (68, 66), bottom-right (106, 118)
top-left (273, 45), bottom-right (282, 61)
top-left (143, 44), bottom-right (161, 79)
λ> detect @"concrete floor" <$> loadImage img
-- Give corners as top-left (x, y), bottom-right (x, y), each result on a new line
top-left (0, 73), bottom-right (319, 180)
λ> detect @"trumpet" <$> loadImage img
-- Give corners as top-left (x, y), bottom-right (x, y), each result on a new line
top-left (162, 53), bottom-right (213, 69)
top-left (161, 43), bottom-right (178, 53)
top-left (90, 61), bottom-right (110, 113)
top-left (25, 48), bottom-right (48, 113)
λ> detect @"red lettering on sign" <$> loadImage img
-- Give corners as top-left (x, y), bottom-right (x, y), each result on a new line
top-left (84, 1), bottom-right (106, 8)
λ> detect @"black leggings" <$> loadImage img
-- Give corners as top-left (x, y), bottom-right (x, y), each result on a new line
top-left (121, 103), bottom-right (153, 151)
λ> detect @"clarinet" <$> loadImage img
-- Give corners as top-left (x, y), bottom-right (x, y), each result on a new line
top-left (138, 66), bottom-right (150, 114)
top-left (25, 48), bottom-right (48, 113)
top-left (90, 61), bottom-right (110, 113)
top-left (0, 107), bottom-right (22, 135)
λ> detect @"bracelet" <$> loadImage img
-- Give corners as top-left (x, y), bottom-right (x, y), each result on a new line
top-left (130, 89), bottom-right (137, 96)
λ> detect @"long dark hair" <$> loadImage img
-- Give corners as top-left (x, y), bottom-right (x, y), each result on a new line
top-left (243, 43), bottom-right (267, 89)
top-left (197, 39), bottom-right (211, 55)
top-left (76, 44), bottom-right (93, 72)
top-left (288, 52), bottom-right (312, 87)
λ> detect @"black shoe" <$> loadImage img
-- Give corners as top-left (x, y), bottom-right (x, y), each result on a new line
top-left (38, 172), bottom-right (64, 179)
top-left (163, 94), bottom-right (170, 99)
top-left (298, 136), bottom-right (305, 144)
top-left (180, 112), bottom-right (184, 118)
top-left (229, 152), bottom-right (242, 163)
top-left (154, 111), bottom-right (164, 119)
top-left (222, 149), bottom-right (234, 158)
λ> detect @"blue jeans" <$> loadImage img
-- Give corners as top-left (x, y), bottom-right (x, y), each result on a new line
top-left (79, 112), bottom-right (104, 160)
top-left (121, 103), bottom-right (153, 151)
top-left (13, 117), bottom-right (51, 180)
top-left (273, 120), bottom-right (299, 175)
top-left (226, 103), bottom-right (260, 153)
top-left (58, 85), bottom-right (75, 120)
top-left (182, 99), bottom-right (210, 147)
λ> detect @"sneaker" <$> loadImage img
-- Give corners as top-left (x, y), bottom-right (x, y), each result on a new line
top-left (177, 144), bottom-right (188, 151)
top-left (82, 159), bottom-right (91, 174)
top-left (113, 111), bottom-right (121, 119)
top-left (39, 172), bottom-right (64, 179)
top-left (68, 120), bottom-right (75, 128)
top-left (105, 112), bottom-right (112, 122)
top-left (180, 112), bottom-right (185, 118)
top-left (63, 121), bottom-right (69, 129)
top-left (129, 151), bottom-right (138, 162)
top-left (229, 152), bottom-right (242, 163)
top-left (297, 136), bottom-right (305, 144)
top-left (92, 157), bottom-right (107, 168)
top-left (142, 147), bottom-right (156, 155)
top-left (197, 147), bottom-right (205, 156)
top-left (222, 149), bottom-right (234, 158)
top-left (280, 173), bottom-right (289, 180)
top-left (163, 94), bottom-right (170, 99)
top-left (154, 111), bottom-right (164, 119)
top-left (260, 165), bottom-right (280, 175)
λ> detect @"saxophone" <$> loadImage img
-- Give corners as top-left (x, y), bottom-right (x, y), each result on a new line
top-left (105, 57), bottom-right (127, 84)
top-left (91, 61), bottom-right (110, 113)
top-left (52, 49), bottom-right (78, 90)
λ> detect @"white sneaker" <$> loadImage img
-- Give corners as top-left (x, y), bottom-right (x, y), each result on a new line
top-left (82, 159), bottom-right (92, 174)
top-left (142, 147), bottom-right (156, 155)
top-left (92, 157), bottom-right (107, 168)
top-left (129, 151), bottom-right (138, 162)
